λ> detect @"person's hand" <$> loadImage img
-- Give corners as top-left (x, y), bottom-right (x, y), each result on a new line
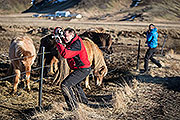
top-left (53, 35), bottom-right (62, 44)
top-left (56, 38), bottom-right (62, 44)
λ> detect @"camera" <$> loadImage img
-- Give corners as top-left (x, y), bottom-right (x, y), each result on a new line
top-left (53, 27), bottom-right (65, 43)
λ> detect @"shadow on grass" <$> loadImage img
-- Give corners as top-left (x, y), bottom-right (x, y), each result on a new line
top-left (0, 105), bottom-right (29, 120)
top-left (137, 74), bottom-right (180, 92)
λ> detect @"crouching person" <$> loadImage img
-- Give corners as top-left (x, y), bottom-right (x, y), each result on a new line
top-left (55, 27), bottom-right (91, 111)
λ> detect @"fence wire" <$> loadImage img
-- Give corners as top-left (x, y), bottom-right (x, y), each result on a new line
top-left (0, 50), bottom-right (52, 81)
top-left (0, 65), bottom-right (51, 81)
top-left (1, 51), bottom-right (52, 62)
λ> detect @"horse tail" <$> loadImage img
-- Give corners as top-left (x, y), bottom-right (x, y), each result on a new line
top-left (6, 63), bottom-right (13, 77)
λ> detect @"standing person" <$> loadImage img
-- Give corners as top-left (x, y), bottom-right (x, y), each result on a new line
top-left (55, 27), bottom-right (91, 111)
top-left (142, 24), bottom-right (162, 73)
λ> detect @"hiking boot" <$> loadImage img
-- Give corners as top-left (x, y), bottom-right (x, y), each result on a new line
top-left (63, 106), bottom-right (78, 112)
top-left (140, 69), bottom-right (149, 74)
top-left (158, 64), bottom-right (162, 68)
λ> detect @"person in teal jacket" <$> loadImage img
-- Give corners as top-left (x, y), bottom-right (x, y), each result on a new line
top-left (142, 24), bottom-right (162, 73)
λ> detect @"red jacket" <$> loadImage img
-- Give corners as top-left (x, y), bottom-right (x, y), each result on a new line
top-left (56, 34), bottom-right (90, 70)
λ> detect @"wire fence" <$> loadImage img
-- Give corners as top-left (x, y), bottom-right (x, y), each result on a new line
top-left (0, 42), bottom-right (143, 113)
top-left (1, 51), bottom-right (51, 62)
top-left (0, 65), bottom-right (51, 81)
top-left (0, 47), bottom-right (48, 111)
top-left (0, 48), bottom-right (52, 81)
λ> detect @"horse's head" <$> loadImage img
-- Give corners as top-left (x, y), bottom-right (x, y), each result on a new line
top-left (37, 34), bottom-right (58, 66)
top-left (38, 34), bottom-right (57, 52)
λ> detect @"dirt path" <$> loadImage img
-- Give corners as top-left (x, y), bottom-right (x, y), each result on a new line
top-left (1, 14), bottom-right (180, 30)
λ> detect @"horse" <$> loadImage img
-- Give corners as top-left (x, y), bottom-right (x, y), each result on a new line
top-left (82, 37), bottom-right (108, 89)
top-left (9, 36), bottom-right (36, 93)
top-left (80, 31), bottom-right (113, 54)
top-left (37, 34), bottom-right (59, 76)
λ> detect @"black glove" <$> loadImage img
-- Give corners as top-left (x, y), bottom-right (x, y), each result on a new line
top-left (52, 35), bottom-right (62, 43)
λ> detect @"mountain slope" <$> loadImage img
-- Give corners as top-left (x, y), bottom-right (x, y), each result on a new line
top-left (0, 0), bottom-right (31, 14)
top-left (0, 0), bottom-right (180, 22)
top-left (73, 0), bottom-right (180, 22)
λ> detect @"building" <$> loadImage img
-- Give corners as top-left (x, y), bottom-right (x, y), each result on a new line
top-left (55, 11), bottom-right (70, 17)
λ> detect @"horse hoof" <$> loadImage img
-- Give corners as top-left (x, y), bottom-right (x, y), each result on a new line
top-left (10, 89), bottom-right (17, 95)
top-left (85, 85), bottom-right (91, 90)
top-left (27, 88), bottom-right (31, 93)
top-left (48, 72), bottom-right (54, 76)
top-left (25, 86), bottom-right (31, 93)
top-left (96, 82), bottom-right (101, 87)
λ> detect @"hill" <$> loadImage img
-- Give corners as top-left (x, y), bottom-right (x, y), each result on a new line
top-left (0, 0), bottom-right (32, 14)
top-left (73, 0), bottom-right (180, 22)
top-left (0, 0), bottom-right (180, 22)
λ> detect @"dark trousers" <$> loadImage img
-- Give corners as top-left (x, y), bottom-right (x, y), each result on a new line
top-left (144, 48), bottom-right (161, 71)
top-left (61, 67), bottom-right (91, 110)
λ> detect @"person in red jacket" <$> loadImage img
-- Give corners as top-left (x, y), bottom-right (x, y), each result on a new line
top-left (55, 27), bottom-right (91, 111)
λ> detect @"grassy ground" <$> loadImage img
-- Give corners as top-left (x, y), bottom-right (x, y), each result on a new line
top-left (0, 19), bottom-right (180, 119)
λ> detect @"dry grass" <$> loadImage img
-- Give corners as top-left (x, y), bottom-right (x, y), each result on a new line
top-left (112, 90), bottom-right (127, 114)
top-left (132, 79), bottom-right (139, 90)
top-left (0, 20), bottom-right (180, 120)
top-left (31, 102), bottom-right (100, 120)
top-left (31, 102), bottom-right (66, 120)
top-left (112, 77), bottom-right (136, 115)
top-left (123, 83), bottom-right (134, 98)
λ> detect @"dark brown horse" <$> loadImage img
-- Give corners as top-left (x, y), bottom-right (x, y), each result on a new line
top-left (37, 34), bottom-right (59, 76)
top-left (80, 31), bottom-right (113, 54)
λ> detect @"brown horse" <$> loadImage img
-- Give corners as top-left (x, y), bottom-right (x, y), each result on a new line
top-left (82, 37), bottom-right (108, 89)
top-left (9, 36), bottom-right (36, 93)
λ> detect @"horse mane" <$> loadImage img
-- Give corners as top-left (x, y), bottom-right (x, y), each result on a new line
top-left (82, 37), bottom-right (108, 76)
top-left (81, 37), bottom-right (95, 45)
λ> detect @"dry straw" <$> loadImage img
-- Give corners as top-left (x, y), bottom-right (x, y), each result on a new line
top-left (112, 90), bottom-right (127, 114)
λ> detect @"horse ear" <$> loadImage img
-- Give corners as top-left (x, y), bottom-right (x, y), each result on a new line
top-left (87, 32), bottom-right (93, 38)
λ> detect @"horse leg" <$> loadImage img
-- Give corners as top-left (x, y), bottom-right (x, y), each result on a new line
top-left (54, 57), bottom-right (59, 73)
top-left (25, 65), bottom-right (31, 92)
top-left (49, 56), bottom-right (55, 75)
top-left (13, 69), bottom-right (21, 93)
top-left (94, 69), bottom-right (101, 86)
top-left (97, 76), bottom-right (102, 86)
top-left (85, 75), bottom-right (91, 90)
top-left (96, 66), bottom-right (106, 86)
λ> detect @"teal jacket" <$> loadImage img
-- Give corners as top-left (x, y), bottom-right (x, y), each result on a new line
top-left (146, 28), bottom-right (158, 48)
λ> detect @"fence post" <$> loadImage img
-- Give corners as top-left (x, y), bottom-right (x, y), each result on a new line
top-left (38, 47), bottom-right (45, 111)
top-left (136, 40), bottom-right (141, 70)
top-left (160, 34), bottom-right (167, 56)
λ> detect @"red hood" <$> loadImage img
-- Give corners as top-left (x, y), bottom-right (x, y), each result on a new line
top-left (67, 34), bottom-right (79, 46)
